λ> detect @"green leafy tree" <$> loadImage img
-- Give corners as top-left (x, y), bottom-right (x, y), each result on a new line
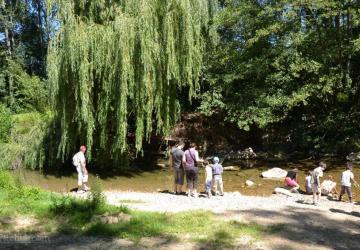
top-left (0, 0), bottom-right (48, 111)
top-left (201, 0), bottom-right (360, 153)
top-left (48, 0), bottom-right (217, 166)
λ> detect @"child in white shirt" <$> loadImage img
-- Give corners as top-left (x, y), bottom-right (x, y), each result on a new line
top-left (339, 163), bottom-right (358, 203)
top-left (204, 161), bottom-right (213, 198)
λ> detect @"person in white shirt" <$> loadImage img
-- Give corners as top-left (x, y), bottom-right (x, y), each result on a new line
top-left (311, 162), bottom-right (327, 205)
top-left (72, 145), bottom-right (90, 193)
top-left (320, 175), bottom-right (338, 197)
top-left (339, 163), bottom-right (358, 203)
top-left (204, 160), bottom-right (213, 198)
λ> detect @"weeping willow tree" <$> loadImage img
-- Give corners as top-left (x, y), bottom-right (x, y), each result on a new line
top-left (47, 0), bottom-right (217, 167)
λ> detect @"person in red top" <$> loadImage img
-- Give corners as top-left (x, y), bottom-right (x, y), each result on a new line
top-left (284, 168), bottom-right (300, 193)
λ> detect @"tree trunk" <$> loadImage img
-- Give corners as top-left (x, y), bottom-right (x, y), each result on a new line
top-left (37, 0), bottom-right (44, 56)
top-left (2, 0), bottom-right (14, 107)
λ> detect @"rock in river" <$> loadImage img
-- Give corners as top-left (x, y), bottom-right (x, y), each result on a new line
top-left (261, 167), bottom-right (287, 179)
top-left (224, 166), bottom-right (239, 171)
top-left (346, 152), bottom-right (360, 162)
top-left (245, 180), bottom-right (254, 187)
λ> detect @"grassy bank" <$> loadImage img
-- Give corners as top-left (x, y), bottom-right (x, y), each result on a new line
top-left (0, 171), bottom-right (281, 248)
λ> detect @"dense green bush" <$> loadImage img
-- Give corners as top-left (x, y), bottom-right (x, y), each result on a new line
top-left (0, 170), bottom-right (15, 190)
top-left (16, 186), bottom-right (46, 201)
top-left (0, 104), bottom-right (11, 142)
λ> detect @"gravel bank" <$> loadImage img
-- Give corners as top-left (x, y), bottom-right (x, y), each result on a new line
top-left (104, 191), bottom-right (359, 213)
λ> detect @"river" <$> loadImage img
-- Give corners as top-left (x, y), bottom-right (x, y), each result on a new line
top-left (13, 159), bottom-right (360, 198)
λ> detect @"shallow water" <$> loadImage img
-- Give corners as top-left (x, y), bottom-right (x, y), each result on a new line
top-left (13, 159), bottom-right (360, 200)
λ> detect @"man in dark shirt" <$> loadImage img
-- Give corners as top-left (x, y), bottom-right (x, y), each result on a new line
top-left (284, 168), bottom-right (300, 193)
top-left (170, 142), bottom-right (185, 194)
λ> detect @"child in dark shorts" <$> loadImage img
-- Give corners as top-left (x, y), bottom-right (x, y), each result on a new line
top-left (339, 163), bottom-right (358, 203)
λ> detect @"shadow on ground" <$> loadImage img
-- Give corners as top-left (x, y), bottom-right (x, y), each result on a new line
top-left (329, 208), bottom-right (360, 218)
top-left (220, 206), bottom-right (360, 250)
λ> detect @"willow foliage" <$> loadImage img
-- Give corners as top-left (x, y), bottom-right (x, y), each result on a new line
top-left (47, 0), bottom-right (217, 165)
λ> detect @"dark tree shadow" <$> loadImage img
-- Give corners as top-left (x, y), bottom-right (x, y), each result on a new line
top-left (329, 208), bottom-right (360, 218)
top-left (219, 207), bottom-right (360, 250)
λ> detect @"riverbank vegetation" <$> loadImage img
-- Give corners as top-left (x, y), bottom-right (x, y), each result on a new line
top-left (0, 170), bottom-right (281, 248)
top-left (1, 0), bottom-right (360, 170)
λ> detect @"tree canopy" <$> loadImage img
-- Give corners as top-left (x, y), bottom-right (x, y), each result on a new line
top-left (201, 0), bottom-right (360, 152)
top-left (47, 0), bottom-right (217, 165)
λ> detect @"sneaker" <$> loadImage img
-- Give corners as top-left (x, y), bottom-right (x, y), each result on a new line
top-left (187, 192), bottom-right (191, 197)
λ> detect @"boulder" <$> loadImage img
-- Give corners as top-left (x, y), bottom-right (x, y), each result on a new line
top-left (261, 167), bottom-right (287, 179)
top-left (224, 166), bottom-right (239, 171)
top-left (156, 163), bottom-right (167, 168)
top-left (245, 180), bottom-right (254, 187)
top-left (346, 152), bottom-right (360, 162)
top-left (274, 187), bottom-right (294, 197)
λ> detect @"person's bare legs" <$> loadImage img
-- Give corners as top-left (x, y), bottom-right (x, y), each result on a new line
top-left (82, 174), bottom-right (90, 191)
top-left (219, 177), bottom-right (224, 195)
top-left (178, 184), bottom-right (183, 193)
top-left (314, 191), bottom-right (321, 205)
top-left (291, 183), bottom-right (300, 193)
top-left (214, 180), bottom-right (218, 195)
top-left (83, 183), bottom-right (90, 191)
top-left (312, 185), bottom-right (320, 205)
top-left (312, 192), bottom-right (316, 204)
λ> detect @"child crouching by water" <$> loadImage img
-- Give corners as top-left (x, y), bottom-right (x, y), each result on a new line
top-left (204, 160), bottom-right (213, 198)
top-left (212, 157), bottom-right (224, 196)
top-left (320, 175), bottom-right (338, 198)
